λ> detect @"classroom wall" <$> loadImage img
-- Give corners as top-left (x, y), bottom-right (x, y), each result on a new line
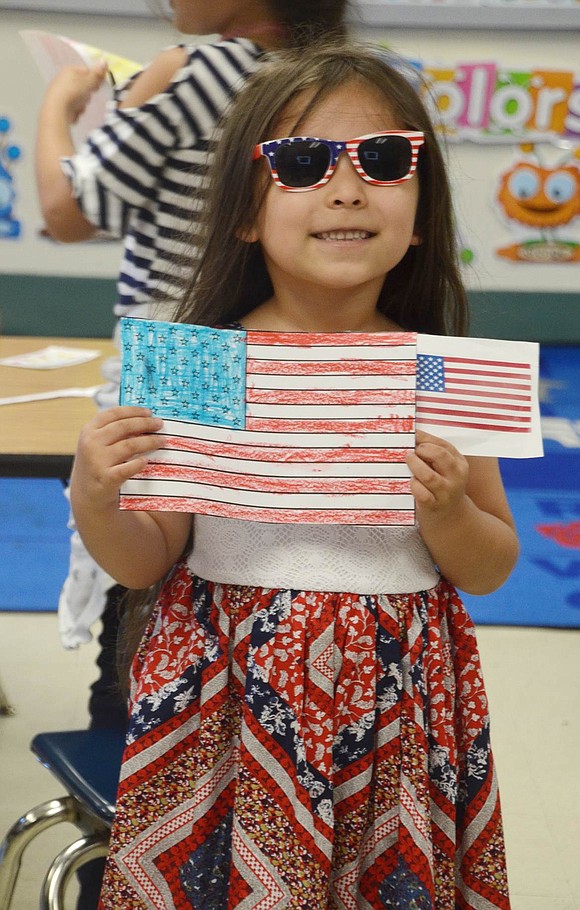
top-left (1, 6), bottom-right (579, 340)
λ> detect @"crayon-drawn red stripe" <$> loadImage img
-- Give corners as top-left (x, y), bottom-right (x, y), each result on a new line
top-left (246, 388), bottom-right (416, 406)
top-left (247, 331), bottom-right (417, 346)
top-left (158, 436), bottom-right (411, 462)
top-left (120, 495), bottom-right (416, 525)
top-left (245, 417), bottom-right (415, 434)
top-left (247, 359), bottom-right (416, 376)
top-left (138, 463), bottom-right (412, 496)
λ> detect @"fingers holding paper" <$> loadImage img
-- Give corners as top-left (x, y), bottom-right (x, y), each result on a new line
top-left (72, 406), bottom-right (163, 507)
top-left (407, 430), bottom-right (469, 516)
top-left (406, 430), bottom-right (519, 594)
top-left (45, 61), bottom-right (108, 125)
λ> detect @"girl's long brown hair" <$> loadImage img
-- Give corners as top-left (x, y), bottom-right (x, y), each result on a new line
top-left (174, 43), bottom-right (469, 336)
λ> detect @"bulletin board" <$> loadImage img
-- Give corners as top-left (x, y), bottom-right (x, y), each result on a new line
top-left (1, 1), bottom-right (579, 341)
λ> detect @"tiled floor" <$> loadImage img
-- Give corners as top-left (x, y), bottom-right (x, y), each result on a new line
top-left (0, 612), bottom-right (579, 909)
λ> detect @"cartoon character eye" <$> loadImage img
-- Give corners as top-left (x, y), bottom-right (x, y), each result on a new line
top-left (544, 171), bottom-right (576, 204)
top-left (507, 168), bottom-right (540, 200)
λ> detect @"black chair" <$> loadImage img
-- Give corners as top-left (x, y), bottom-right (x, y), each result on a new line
top-left (0, 728), bottom-right (125, 910)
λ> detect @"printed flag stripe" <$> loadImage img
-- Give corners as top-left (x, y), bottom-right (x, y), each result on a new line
top-left (444, 377), bottom-right (530, 391)
top-left (416, 406), bottom-right (530, 424)
top-left (417, 396), bottom-right (532, 413)
top-left (426, 387), bottom-right (531, 402)
top-left (444, 356), bottom-right (531, 369)
top-left (418, 417), bottom-right (532, 434)
top-left (417, 350), bottom-right (533, 438)
top-left (446, 367), bottom-right (530, 380)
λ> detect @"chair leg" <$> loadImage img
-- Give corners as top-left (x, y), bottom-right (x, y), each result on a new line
top-left (0, 797), bottom-right (78, 910)
top-left (40, 833), bottom-right (109, 910)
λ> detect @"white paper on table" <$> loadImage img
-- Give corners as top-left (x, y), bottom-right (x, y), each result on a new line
top-left (0, 385), bottom-right (103, 406)
top-left (0, 345), bottom-right (100, 370)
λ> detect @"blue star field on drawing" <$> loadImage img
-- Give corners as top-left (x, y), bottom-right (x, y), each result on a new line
top-left (119, 320), bottom-right (247, 428)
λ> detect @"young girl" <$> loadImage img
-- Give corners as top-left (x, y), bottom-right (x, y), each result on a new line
top-left (71, 43), bottom-right (518, 910)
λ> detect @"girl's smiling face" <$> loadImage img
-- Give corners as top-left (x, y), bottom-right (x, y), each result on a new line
top-left (246, 80), bottom-right (422, 323)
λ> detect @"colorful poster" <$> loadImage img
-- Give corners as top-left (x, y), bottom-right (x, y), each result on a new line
top-left (494, 145), bottom-right (580, 263)
top-left (119, 321), bottom-right (542, 522)
top-left (413, 58), bottom-right (580, 144)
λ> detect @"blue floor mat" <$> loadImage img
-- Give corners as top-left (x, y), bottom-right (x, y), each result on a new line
top-left (0, 477), bottom-right (70, 611)
top-left (466, 344), bottom-right (580, 628)
top-left (464, 466), bottom-right (580, 628)
top-left (1, 345), bottom-right (579, 624)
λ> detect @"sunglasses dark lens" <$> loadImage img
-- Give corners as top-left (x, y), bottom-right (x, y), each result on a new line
top-left (358, 135), bottom-right (413, 182)
top-left (274, 141), bottom-right (331, 188)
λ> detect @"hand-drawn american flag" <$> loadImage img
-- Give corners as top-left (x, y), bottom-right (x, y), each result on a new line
top-left (119, 320), bottom-right (417, 525)
top-left (416, 352), bottom-right (533, 434)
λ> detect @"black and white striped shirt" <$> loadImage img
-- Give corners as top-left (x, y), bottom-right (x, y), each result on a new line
top-left (62, 38), bottom-right (263, 321)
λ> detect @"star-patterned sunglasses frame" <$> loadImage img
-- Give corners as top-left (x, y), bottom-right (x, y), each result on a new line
top-left (253, 131), bottom-right (425, 192)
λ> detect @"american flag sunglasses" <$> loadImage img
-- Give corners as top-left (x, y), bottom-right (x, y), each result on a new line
top-left (253, 131), bottom-right (425, 192)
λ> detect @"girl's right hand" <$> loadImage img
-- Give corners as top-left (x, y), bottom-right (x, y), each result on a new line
top-left (72, 406), bottom-right (164, 508)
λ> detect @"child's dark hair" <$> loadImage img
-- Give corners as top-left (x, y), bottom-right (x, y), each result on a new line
top-left (269, 0), bottom-right (349, 43)
top-left (147, 1), bottom-right (349, 45)
top-left (174, 42), bottom-right (469, 336)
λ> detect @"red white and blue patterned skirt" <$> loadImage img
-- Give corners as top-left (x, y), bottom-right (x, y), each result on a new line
top-left (98, 561), bottom-right (511, 909)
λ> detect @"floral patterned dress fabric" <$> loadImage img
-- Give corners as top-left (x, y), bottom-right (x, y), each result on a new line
top-left (98, 563), bottom-right (510, 909)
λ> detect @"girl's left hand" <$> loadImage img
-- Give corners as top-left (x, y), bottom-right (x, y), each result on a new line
top-left (406, 430), bottom-right (469, 519)
top-left (45, 62), bottom-right (108, 125)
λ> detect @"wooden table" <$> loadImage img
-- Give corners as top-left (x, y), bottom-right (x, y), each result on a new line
top-left (0, 336), bottom-right (117, 714)
top-left (0, 336), bottom-right (116, 478)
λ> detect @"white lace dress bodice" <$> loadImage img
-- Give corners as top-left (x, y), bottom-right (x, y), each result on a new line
top-left (187, 515), bottom-right (439, 595)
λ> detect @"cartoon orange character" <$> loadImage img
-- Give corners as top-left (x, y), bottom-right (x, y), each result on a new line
top-left (496, 145), bottom-right (580, 262)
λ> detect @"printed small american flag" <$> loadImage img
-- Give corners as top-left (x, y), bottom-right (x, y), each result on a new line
top-left (119, 320), bottom-right (417, 524)
top-left (416, 334), bottom-right (542, 458)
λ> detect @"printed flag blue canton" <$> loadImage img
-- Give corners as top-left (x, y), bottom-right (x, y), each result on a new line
top-left (417, 354), bottom-right (445, 392)
top-left (120, 319), bottom-right (247, 428)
